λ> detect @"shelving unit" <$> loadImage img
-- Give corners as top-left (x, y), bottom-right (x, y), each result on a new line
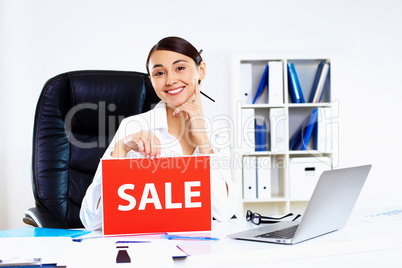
top-left (231, 55), bottom-right (335, 217)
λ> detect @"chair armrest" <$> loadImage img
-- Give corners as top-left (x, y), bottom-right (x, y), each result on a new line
top-left (23, 207), bottom-right (68, 229)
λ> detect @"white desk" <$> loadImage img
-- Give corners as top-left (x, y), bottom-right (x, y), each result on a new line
top-left (1, 209), bottom-right (402, 267)
top-left (174, 209), bottom-right (402, 267)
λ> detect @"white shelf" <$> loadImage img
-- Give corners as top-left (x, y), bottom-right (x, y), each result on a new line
top-left (288, 150), bottom-right (333, 156)
top-left (231, 55), bottom-right (334, 217)
top-left (242, 198), bottom-right (288, 203)
top-left (242, 151), bottom-right (286, 156)
top-left (287, 103), bottom-right (332, 108)
top-left (243, 103), bottom-right (332, 109)
top-left (242, 104), bottom-right (285, 109)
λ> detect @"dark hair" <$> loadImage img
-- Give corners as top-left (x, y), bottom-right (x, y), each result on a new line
top-left (146, 36), bottom-right (203, 75)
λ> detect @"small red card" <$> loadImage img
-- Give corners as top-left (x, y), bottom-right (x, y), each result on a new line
top-left (101, 156), bottom-right (211, 235)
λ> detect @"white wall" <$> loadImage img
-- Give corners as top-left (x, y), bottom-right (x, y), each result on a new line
top-left (0, 0), bottom-right (7, 229)
top-left (1, 0), bottom-right (401, 230)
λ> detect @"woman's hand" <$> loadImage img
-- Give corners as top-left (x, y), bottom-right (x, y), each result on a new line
top-left (172, 80), bottom-right (213, 154)
top-left (111, 130), bottom-right (161, 158)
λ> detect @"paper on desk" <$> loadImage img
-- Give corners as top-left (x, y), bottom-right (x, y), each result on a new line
top-left (69, 238), bottom-right (175, 268)
top-left (363, 209), bottom-right (402, 223)
top-left (0, 237), bottom-right (71, 266)
top-left (0, 236), bottom-right (177, 267)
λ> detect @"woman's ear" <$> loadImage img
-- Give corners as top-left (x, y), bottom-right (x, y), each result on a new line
top-left (198, 61), bottom-right (207, 82)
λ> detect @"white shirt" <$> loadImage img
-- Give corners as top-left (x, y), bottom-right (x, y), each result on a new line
top-left (80, 101), bottom-right (239, 230)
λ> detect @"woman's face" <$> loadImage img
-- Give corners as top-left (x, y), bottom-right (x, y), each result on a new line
top-left (148, 50), bottom-right (206, 107)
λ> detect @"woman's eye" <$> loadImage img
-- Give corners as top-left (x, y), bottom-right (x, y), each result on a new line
top-left (176, 66), bottom-right (185, 71)
top-left (154, 71), bottom-right (164, 76)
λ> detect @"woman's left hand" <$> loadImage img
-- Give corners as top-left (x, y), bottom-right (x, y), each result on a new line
top-left (172, 80), bottom-right (213, 154)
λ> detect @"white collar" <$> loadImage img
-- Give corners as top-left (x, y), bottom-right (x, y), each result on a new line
top-left (149, 100), bottom-right (168, 130)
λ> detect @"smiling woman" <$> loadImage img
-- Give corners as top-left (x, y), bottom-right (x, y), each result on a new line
top-left (79, 36), bottom-right (239, 231)
top-left (147, 49), bottom-right (206, 111)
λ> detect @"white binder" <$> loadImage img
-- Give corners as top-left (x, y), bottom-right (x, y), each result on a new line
top-left (241, 108), bottom-right (255, 152)
top-left (269, 108), bottom-right (286, 152)
top-left (268, 61), bottom-right (283, 105)
top-left (316, 107), bottom-right (332, 153)
top-left (242, 156), bottom-right (257, 200)
top-left (240, 63), bottom-right (253, 105)
top-left (257, 156), bottom-right (271, 199)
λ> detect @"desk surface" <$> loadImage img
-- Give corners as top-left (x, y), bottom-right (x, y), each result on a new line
top-left (1, 208), bottom-right (402, 267)
top-left (175, 209), bottom-right (402, 267)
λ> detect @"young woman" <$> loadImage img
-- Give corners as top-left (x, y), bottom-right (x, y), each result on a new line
top-left (80, 37), bottom-right (238, 230)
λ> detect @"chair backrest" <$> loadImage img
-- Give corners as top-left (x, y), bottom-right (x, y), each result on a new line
top-left (32, 70), bottom-right (160, 228)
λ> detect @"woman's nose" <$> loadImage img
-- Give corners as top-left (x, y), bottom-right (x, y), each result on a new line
top-left (165, 73), bottom-right (178, 86)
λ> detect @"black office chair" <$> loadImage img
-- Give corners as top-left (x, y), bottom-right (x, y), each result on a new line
top-left (23, 70), bottom-right (160, 228)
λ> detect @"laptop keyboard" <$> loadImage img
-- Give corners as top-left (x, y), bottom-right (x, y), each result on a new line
top-left (255, 225), bottom-right (299, 239)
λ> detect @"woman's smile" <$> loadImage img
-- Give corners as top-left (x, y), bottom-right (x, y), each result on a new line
top-left (166, 86), bottom-right (185, 95)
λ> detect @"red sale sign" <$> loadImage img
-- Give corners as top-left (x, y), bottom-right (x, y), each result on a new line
top-left (101, 156), bottom-right (211, 235)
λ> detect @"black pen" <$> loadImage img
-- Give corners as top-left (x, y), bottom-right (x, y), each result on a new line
top-left (197, 48), bottom-right (213, 102)
top-left (200, 91), bottom-right (215, 102)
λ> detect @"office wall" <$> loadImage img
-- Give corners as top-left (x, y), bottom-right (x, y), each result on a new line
top-left (1, 0), bottom-right (401, 230)
top-left (0, 0), bottom-right (7, 230)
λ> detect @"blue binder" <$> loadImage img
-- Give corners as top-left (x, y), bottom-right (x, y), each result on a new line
top-left (317, 63), bottom-right (330, 103)
top-left (300, 108), bottom-right (318, 150)
top-left (309, 61), bottom-right (330, 103)
top-left (287, 63), bottom-right (305, 103)
top-left (255, 118), bottom-right (267, 151)
top-left (252, 65), bottom-right (269, 104)
top-left (309, 61), bottom-right (324, 103)
top-left (289, 108), bottom-right (319, 150)
top-left (289, 125), bottom-right (303, 150)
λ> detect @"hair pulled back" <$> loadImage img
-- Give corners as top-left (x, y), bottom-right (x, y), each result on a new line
top-left (146, 36), bottom-right (203, 75)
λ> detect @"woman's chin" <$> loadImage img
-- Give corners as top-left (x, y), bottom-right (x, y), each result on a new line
top-left (164, 97), bottom-right (187, 108)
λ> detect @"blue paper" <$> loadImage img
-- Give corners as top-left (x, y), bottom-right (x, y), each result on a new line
top-left (0, 227), bottom-right (90, 238)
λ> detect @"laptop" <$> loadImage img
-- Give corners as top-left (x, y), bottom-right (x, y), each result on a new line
top-left (228, 165), bottom-right (372, 244)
